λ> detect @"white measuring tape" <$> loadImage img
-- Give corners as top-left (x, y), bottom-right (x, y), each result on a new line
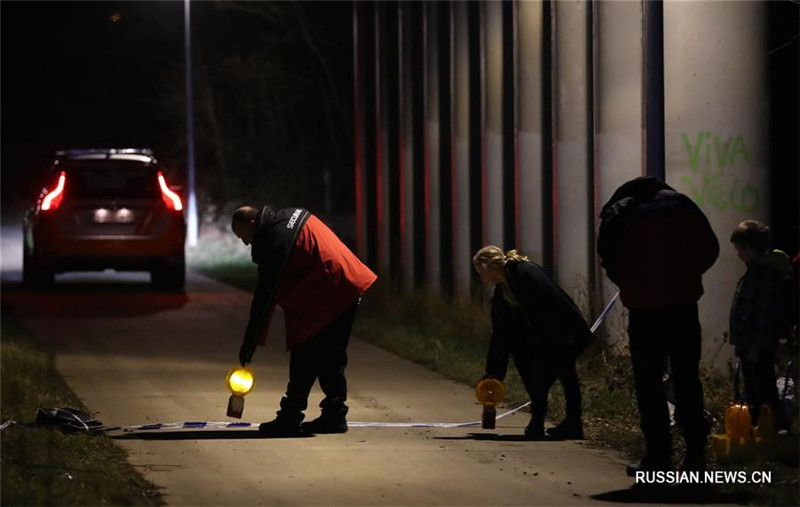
top-left (106, 401), bottom-right (532, 433)
top-left (590, 291), bottom-right (619, 334)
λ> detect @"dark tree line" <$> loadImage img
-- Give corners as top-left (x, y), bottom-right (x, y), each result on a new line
top-left (2, 1), bottom-right (355, 234)
top-left (155, 1), bottom-right (355, 228)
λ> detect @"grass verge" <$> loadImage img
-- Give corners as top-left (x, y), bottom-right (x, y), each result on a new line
top-left (188, 231), bottom-right (799, 506)
top-left (187, 227), bottom-right (256, 293)
top-left (0, 306), bottom-right (164, 507)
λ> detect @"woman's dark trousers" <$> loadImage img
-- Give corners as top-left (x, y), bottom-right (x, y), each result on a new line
top-left (516, 343), bottom-right (582, 433)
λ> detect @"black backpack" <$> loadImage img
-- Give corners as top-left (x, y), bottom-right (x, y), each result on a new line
top-left (35, 407), bottom-right (105, 433)
top-left (597, 177), bottom-right (675, 281)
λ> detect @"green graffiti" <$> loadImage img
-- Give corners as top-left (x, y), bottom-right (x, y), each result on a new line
top-left (681, 131), bottom-right (759, 214)
top-left (682, 172), bottom-right (759, 213)
top-left (729, 178), bottom-right (760, 213)
top-left (683, 132), bottom-right (751, 171)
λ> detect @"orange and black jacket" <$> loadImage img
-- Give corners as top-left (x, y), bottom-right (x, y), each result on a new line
top-left (241, 206), bottom-right (376, 362)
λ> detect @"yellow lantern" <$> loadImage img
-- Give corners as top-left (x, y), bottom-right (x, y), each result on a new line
top-left (476, 378), bottom-right (506, 429)
top-left (225, 366), bottom-right (255, 419)
top-left (226, 366), bottom-right (255, 396)
top-left (724, 402), bottom-right (752, 440)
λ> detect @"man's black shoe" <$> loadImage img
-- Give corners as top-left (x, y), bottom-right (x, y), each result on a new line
top-left (258, 419), bottom-right (305, 437)
top-left (300, 416), bottom-right (348, 434)
top-left (625, 456), bottom-right (673, 477)
top-left (545, 420), bottom-right (584, 440)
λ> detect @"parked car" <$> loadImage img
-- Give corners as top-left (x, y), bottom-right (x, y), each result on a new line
top-left (22, 148), bottom-right (186, 289)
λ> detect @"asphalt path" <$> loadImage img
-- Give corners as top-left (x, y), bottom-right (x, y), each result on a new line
top-left (1, 221), bottom-right (700, 506)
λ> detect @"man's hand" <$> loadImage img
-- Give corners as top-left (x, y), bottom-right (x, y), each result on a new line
top-left (239, 343), bottom-right (254, 367)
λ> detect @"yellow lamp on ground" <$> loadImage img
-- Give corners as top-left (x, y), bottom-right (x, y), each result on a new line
top-left (226, 366), bottom-right (255, 419)
top-left (724, 402), bottom-right (752, 441)
top-left (476, 377), bottom-right (506, 429)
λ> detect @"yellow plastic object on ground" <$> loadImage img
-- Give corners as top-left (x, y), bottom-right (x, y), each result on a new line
top-left (712, 432), bottom-right (799, 462)
top-left (226, 366), bottom-right (255, 396)
top-left (476, 377), bottom-right (506, 405)
top-left (476, 378), bottom-right (506, 429)
top-left (724, 402), bottom-right (752, 440)
top-left (711, 433), bottom-right (752, 461)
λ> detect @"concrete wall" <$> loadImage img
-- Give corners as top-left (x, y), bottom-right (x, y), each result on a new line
top-left (452, 2), bottom-right (472, 296)
top-left (485, 2), bottom-right (504, 249)
top-left (553, 0), bottom-right (591, 312)
top-left (517, 0), bottom-right (544, 264)
top-left (664, 0), bottom-right (768, 368)
top-left (425, 3), bottom-right (442, 290)
top-left (354, 0), bottom-right (774, 369)
top-left (375, 6), bottom-right (391, 283)
top-left (594, 0), bottom-right (644, 347)
top-left (400, 3), bottom-right (415, 292)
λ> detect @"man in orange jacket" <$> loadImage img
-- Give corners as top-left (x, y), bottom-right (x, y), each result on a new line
top-left (232, 205), bottom-right (377, 436)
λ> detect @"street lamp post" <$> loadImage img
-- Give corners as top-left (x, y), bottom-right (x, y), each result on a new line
top-left (185, 0), bottom-right (198, 247)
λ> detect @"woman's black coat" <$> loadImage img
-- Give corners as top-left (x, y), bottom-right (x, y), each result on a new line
top-left (485, 261), bottom-right (593, 381)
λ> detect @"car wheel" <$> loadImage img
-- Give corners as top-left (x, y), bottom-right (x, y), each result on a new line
top-left (22, 245), bottom-right (35, 285)
top-left (22, 246), bottom-right (54, 287)
top-left (23, 262), bottom-right (55, 287)
top-left (151, 255), bottom-right (185, 291)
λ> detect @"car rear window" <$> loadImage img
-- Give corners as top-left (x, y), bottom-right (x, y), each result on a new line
top-left (63, 162), bottom-right (160, 199)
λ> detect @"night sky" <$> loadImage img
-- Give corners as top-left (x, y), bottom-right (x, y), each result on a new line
top-left (2, 2), bottom-right (188, 201)
top-left (1, 1), bottom-right (354, 214)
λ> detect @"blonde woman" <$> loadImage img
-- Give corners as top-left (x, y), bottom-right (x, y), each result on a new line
top-left (473, 246), bottom-right (593, 440)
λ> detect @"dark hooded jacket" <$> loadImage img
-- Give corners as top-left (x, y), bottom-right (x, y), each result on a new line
top-left (242, 206), bottom-right (376, 358)
top-left (485, 260), bottom-right (593, 381)
top-left (729, 252), bottom-right (789, 356)
top-left (597, 177), bottom-right (719, 309)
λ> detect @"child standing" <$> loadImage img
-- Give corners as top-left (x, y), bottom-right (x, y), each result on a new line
top-left (729, 220), bottom-right (789, 430)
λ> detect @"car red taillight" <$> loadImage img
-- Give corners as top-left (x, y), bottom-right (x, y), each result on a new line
top-left (158, 172), bottom-right (183, 211)
top-left (40, 171), bottom-right (66, 211)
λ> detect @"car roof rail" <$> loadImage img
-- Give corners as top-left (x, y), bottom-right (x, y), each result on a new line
top-left (55, 148), bottom-right (155, 159)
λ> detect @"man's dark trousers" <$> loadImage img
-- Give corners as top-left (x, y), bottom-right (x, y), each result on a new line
top-left (278, 302), bottom-right (358, 423)
top-left (628, 302), bottom-right (709, 461)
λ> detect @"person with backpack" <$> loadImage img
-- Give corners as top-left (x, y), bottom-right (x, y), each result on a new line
top-left (472, 245), bottom-right (594, 440)
top-left (729, 220), bottom-right (790, 431)
top-left (597, 177), bottom-right (719, 475)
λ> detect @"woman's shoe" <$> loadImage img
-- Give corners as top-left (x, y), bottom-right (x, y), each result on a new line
top-left (545, 420), bottom-right (584, 440)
